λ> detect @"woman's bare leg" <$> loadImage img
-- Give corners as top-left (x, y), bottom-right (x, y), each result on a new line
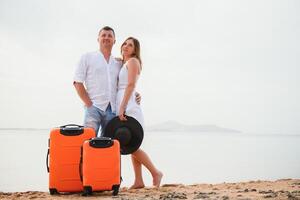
top-left (129, 155), bottom-right (145, 189)
top-left (132, 148), bottom-right (163, 187)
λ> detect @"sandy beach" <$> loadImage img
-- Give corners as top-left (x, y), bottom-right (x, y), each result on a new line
top-left (1, 179), bottom-right (299, 200)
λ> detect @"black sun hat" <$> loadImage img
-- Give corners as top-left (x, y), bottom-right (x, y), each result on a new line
top-left (104, 116), bottom-right (144, 155)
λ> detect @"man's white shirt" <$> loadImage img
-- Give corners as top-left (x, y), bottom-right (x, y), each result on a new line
top-left (73, 51), bottom-right (122, 113)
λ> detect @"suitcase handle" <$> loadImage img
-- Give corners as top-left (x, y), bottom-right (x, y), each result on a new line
top-left (46, 148), bottom-right (49, 173)
top-left (79, 146), bottom-right (83, 182)
top-left (60, 124), bottom-right (84, 136)
top-left (89, 137), bottom-right (114, 148)
top-left (60, 124), bottom-right (84, 128)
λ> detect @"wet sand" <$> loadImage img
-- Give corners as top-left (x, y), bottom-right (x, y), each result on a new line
top-left (1, 179), bottom-right (300, 200)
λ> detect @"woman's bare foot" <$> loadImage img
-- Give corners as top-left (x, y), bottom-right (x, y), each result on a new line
top-left (153, 171), bottom-right (163, 187)
top-left (129, 182), bottom-right (145, 190)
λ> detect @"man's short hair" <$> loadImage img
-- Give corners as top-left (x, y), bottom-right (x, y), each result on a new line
top-left (99, 26), bottom-right (115, 37)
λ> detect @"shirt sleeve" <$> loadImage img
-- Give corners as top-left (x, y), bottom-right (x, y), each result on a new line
top-left (73, 53), bottom-right (87, 83)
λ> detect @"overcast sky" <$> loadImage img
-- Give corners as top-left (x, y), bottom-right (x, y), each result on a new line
top-left (0, 0), bottom-right (299, 134)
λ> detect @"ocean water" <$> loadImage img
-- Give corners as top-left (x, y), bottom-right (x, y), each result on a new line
top-left (0, 130), bottom-right (300, 192)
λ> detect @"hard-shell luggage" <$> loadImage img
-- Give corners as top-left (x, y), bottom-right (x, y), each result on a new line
top-left (80, 137), bottom-right (121, 196)
top-left (47, 124), bottom-right (95, 194)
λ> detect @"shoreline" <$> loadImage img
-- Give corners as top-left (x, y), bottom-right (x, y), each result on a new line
top-left (1, 179), bottom-right (300, 200)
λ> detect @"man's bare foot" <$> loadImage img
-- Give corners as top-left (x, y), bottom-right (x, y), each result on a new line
top-left (129, 183), bottom-right (145, 190)
top-left (153, 171), bottom-right (163, 187)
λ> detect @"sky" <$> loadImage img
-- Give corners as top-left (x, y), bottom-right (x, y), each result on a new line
top-left (0, 0), bottom-right (299, 134)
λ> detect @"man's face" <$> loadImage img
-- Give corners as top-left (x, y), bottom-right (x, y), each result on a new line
top-left (98, 30), bottom-right (115, 48)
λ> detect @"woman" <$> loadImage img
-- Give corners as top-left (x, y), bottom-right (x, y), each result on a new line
top-left (117, 37), bottom-right (163, 189)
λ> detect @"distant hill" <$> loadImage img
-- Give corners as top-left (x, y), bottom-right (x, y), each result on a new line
top-left (145, 121), bottom-right (242, 133)
top-left (0, 122), bottom-right (242, 133)
top-left (0, 128), bottom-right (49, 131)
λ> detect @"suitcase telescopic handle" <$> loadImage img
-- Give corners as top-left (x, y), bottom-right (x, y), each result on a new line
top-left (60, 124), bottom-right (84, 136)
top-left (89, 137), bottom-right (114, 148)
top-left (60, 124), bottom-right (84, 128)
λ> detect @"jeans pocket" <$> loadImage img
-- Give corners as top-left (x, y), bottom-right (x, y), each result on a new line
top-left (85, 104), bottom-right (94, 111)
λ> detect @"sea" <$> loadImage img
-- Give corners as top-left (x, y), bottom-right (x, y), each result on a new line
top-left (0, 129), bottom-right (300, 192)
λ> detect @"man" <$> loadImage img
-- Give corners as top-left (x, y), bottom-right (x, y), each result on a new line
top-left (73, 26), bottom-right (139, 136)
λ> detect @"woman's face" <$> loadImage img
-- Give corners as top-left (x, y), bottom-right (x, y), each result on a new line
top-left (122, 39), bottom-right (135, 58)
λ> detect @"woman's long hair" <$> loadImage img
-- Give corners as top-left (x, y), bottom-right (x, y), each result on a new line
top-left (121, 37), bottom-right (142, 66)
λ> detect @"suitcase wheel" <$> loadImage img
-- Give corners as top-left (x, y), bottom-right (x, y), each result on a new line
top-left (82, 186), bottom-right (92, 196)
top-left (49, 188), bottom-right (58, 195)
top-left (112, 185), bottom-right (120, 196)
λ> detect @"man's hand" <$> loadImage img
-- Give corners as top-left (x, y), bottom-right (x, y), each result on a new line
top-left (135, 92), bottom-right (141, 105)
top-left (85, 101), bottom-right (93, 108)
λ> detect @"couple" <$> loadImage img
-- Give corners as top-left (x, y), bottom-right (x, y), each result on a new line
top-left (73, 26), bottom-right (163, 189)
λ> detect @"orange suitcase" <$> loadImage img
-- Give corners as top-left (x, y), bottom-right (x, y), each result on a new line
top-left (46, 124), bottom-right (95, 194)
top-left (81, 137), bottom-right (121, 196)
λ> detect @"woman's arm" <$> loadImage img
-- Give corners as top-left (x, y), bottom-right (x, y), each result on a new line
top-left (119, 58), bottom-right (141, 120)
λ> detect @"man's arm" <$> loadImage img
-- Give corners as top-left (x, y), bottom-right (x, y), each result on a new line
top-left (73, 82), bottom-right (93, 107)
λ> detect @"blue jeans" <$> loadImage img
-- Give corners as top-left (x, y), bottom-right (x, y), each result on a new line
top-left (83, 104), bottom-right (116, 137)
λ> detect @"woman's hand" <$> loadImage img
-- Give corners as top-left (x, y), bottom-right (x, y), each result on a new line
top-left (118, 106), bottom-right (127, 121)
top-left (115, 57), bottom-right (123, 62)
top-left (135, 92), bottom-right (141, 105)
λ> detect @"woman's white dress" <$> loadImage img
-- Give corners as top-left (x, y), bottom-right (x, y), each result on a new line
top-left (116, 64), bottom-right (144, 128)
